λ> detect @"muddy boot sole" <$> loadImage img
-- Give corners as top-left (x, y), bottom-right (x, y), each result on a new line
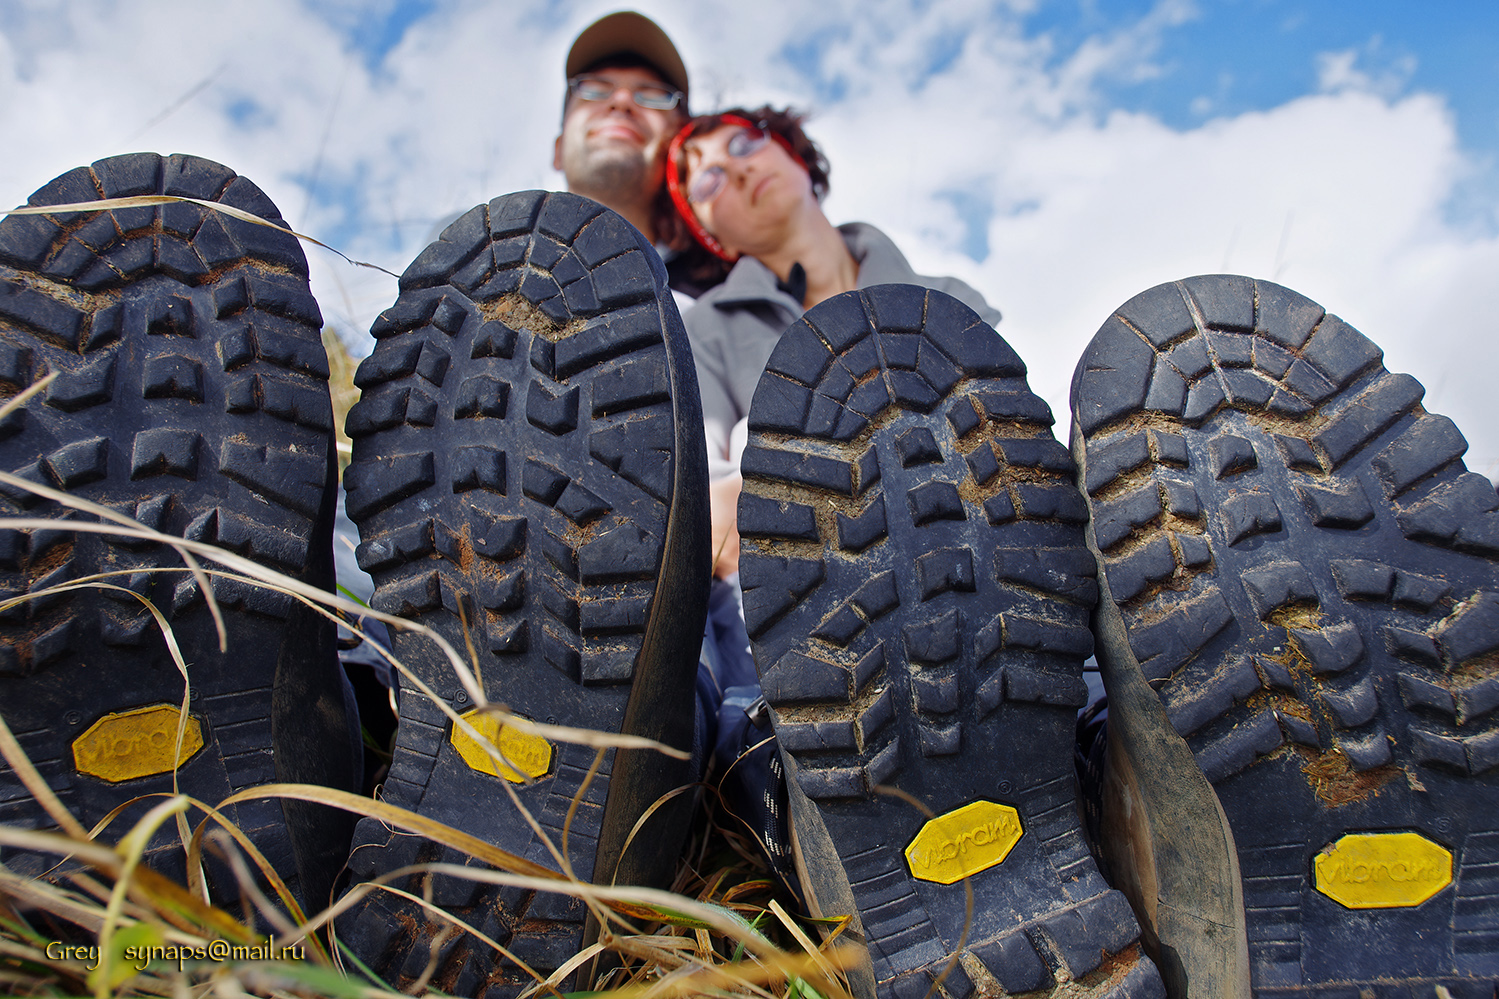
top-left (336, 191), bottom-right (709, 998)
top-left (1072, 274), bottom-right (1499, 998)
top-left (0, 152), bottom-right (354, 910)
top-left (739, 285), bottom-right (1164, 999)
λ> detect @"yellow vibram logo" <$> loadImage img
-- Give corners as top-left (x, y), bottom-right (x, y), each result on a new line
top-left (904, 801), bottom-right (1023, 885)
top-left (1313, 832), bottom-right (1453, 909)
top-left (450, 709), bottom-right (554, 783)
top-left (72, 704), bottom-right (204, 783)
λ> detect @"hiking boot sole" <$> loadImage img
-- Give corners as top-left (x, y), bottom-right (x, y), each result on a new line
top-left (337, 191), bottom-right (709, 997)
top-left (0, 152), bottom-right (354, 908)
top-left (1071, 275), bottom-right (1499, 998)
top-left (739, 285), bottom-right (1164, 999)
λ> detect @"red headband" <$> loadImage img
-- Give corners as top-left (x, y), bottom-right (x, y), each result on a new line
top-left (666, 114), bottom-right (806, 263)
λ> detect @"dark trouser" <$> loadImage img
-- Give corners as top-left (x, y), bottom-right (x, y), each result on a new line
top-left (696, 576), bottom-right (801, 901)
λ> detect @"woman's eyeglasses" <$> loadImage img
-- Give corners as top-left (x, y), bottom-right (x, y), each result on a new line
top-left (687, 126), bottom-right (773, 203)
top-left (665, 114), bottom-right (808, 262)
top-left (567, 75), bottom-right (682, 111)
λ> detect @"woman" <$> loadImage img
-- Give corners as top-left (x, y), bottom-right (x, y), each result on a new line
top-left (662, 107), bottom-right (1002, 577)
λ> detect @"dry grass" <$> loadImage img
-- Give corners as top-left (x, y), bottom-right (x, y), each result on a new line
top-left (0, 197), bottom-right (862, 998)
top-left (323, 329), bottom-right (360, 473)
top-left (0, 376), bottom-right (861, 999)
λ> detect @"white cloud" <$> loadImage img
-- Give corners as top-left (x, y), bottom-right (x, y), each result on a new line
top-left (785, 10), bottom-right (1499, 475)
top-left (1052, 0), bottom-right (1198, 97)
top-left (0, 0), bottom-right (1494, 475)
top-left (1316, 41), bottom-right (1418, 101)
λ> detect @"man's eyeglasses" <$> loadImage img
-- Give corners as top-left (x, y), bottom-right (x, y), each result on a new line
top-left (567, 75), bottom-right (682, 111)
top-left (686, 125), bottom-right (773, 204)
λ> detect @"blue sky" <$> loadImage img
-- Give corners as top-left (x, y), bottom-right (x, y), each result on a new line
top-left (1032, 1), bottom-right (1497, 149)
top-left (1031, 0), bottom-right (1499, 225)
top-left (0, 0), bottom-right (1497, 472)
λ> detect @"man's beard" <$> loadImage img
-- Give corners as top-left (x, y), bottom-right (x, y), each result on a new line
top-left (570, 149), bottom-right (650, 204)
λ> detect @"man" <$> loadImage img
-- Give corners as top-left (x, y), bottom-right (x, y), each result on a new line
top-left (553, 11), bottom-right (781, 845)
top-left (553, 11), bottom-right (689, 243)
top-left (553, 8), bottom-right (762, 776)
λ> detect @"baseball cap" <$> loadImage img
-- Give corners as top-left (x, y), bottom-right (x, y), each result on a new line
top-left (565, 11), bottom-right (689, 102)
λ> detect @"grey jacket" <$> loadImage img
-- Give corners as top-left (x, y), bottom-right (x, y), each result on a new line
top-left (683, 222), bottom-right (1002, 472)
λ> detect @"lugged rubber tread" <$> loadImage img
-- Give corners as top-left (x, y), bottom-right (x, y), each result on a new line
top-left (336, 192), bottom-right (707, 997)
top-left (1072, 274), bottom-right (1499, 994)
top-left (740, 286), bottom-right (1161, 998)
top-left (0, 152), bottom-right (353, 908)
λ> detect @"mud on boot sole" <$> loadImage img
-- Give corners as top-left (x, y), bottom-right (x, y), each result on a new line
top-left (1072, 274), bottom-right (1499, 996)
top-left (0, 152), bottom-right (354, 909)
top-left (336, 191), bottom-right (708, 998)
top-left (739, 285), bottom-right (1163, 999)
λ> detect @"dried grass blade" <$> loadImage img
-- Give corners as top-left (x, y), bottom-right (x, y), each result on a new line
top-left (208, 832), bottom-right (299, 940)
top-left (0, 467), bottom-right (226, 649)
top-left (0, 937), bottom-right (47, 966)
top-left (93, 794), bottom-right (192, 998)
top-left (768, 898), bottom-right (846, 994)
top-left (0, 864), bottom-right (111, 934)
top-left (70, 787), bottom-right (289, 927)
top-left (519, 938), bottom-right (606, 999)
top-left (0, 508), bottom-right (479, 705)
top-left (211, 959), bottom-right (400, 999)
top-left (401, 861), bottom-right (791, 961)
top-left (466, 706), bottom-right (690, 757)
top-left (0, 371), bottom-right (54, 422)
top-left (177, 797), bottom-right (307, 928)
top-left (0, 825), bottom-right (120, 869)
top-left (355, 883), bottom-right (558, 997)
top-left (561, 748), bottom-right (608, 881)
top-left (591, 946), bottom-right (860, 999)
top-left (3, 196), bottom-right (398, 278)
top-left (454, 596), bottom-right (484, 692)
top-left (124, 865), bottom-right (254, 942)
top-left (211, 784), bottom-right (562, 883)
top-left (606, 933), bottom-right (707, 989)
top-left (104, 585), bottom-right (204, 875)
top-left (612, 782), bottom-right (700, 888)
top-left (0, 711), bottom-right (88, 839)
top-left (322, 853), bottom-right (792, 975)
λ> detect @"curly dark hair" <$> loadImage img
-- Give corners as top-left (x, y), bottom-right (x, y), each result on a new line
top-left (655, 106), bottom-right (832, 290)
